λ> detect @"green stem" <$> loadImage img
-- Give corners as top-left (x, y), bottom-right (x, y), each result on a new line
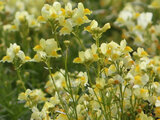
top-left (45, 60), bottom-right (70, 119)
top-left (100, 90), bottom-right (108, 119)
top-left (119, 84), bottom-right (124, 120)
top-left (96, 37), bottom-right (101, 81)
top-left (16, 67), bottom-right (26, 91)
top-left (96, 37), bottom-right (100, 48)
top-left (72, 32), bottom-right (86, 50)
top-left (65, 47), bottom-right (78, 120)
top-left (130, 88), bottom-right (136, 119)
top-left (93, 89), bottom-right (107, 120)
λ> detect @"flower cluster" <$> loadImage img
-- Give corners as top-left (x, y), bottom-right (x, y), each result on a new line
top-left (17, 38), bottom-right (160, 119)
top-left (33, 38), bottom-right (61, 62)
top-left (115, 3), bottom-right (160, 55)
top-left (85, 20), bottom-right (110, 40)
top-left (14, 11), bottom-right (40, 28)
top-left (41, 2), bottom-right (92, 35)
top-left (73, 44), bottom-right (98, 64)
top-left (2, 43), bottom-right (31, 64)
top-left (18, 89), bottom-right (46, 108)
top-left (2, 1), bottom-right (160, 120)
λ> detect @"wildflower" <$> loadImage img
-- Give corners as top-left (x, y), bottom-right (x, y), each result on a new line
top-left (134, 74), bottom-right (149, 86)
top-left (133, 48), bottom-right (148, 58)
top-left (59, 19), bottom-right (73, 35)
top-left (116, 11), bottom-right (133, 23)
top-left (108, 64), bottom-right (116, 75)
top-left (3, 24), bottom-right (18, 32)
top-left (134, 88), bottom-right (149, 100)
top-left (41, 4), bottom-right (51, 19)
top-left (37, 16), bottom-right (46, 23)
top-left (45, 69), bottom-right (66, 92)
top-left (73, 44), bottom-right (98, 64)
top-left (14, 11), bottom-right (29, 26)
top-left (65, 3), bottom-right (73, 17)
top-left (33, 38), bottom-right (61, 61)
top-left (27, 15), bottom-right (40, 28)
top-left (96, 78), bottom-right (105, 89)
top-left (31, 107), bottom-right (43, 120)
top-left (137, 12), bottom-right (152, 29)
top-left (113, 74), bottom-right (124, 84)
top-left (72, 3), bottom-right (91, 26)
top-left (120, 39), bottom-right (133, 53)
top-left (50, 92), bottom-right (60, 106)
top-left (75, 72), bottom-right (88, 86)
top-left (2, 43), bottom-right (31, 63)
top-left (76, 104), bottom-right (86, 119)
top-left (115, 4), bottom-right (134, 24)
top-left (41, 2), bottom-right (92, 35)
top-left (100, 41), bottom-right (119, 57)
top-left (33, 51), bottom-right (47, 62)
top-left (85, 20), bottom-right (110, 38)
top-left (18, 89), bottom-right (46, 108)
top-left (31, 106), bottom-right (52, 120)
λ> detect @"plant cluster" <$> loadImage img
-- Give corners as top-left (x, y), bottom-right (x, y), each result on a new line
top-left (1, 0), bottom-right (160, 120)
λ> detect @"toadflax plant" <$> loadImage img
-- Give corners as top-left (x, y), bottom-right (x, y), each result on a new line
top-left (2, 1), bottom-right (160, 120)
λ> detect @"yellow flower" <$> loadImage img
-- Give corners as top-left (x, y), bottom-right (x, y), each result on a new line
top-left (134, 88), bottom-right (149, 100)
top-left (73, 44), bottom-right (98, 64)
top-left (37, 16), bottom-right (46, 23)
top-left (33, 45), bottom-right (43, 51)
top-left (72, 3), bottom-right (91, 26)
top-left (108, 64), bottom-right (116, 75)
top-left (14, 11), bottom-right (29, 25)
top-left (134, 48), bottom-right (148, 58)
top-left (59, 20), bottom-right (73, 35)
top-left (34, 38), bottom-right (61, 59)
top-left (84, 8), bottom-right (92, 15)
top-left (96, 78), bottom-right (105, 89)
top-left (134, 75), bottom-right (142, 85)
top-left (137, 12), bottom-right (152, 29)
top-left (2, 56), bottom-right (11, 62)
top-left (85, 20), bottom-right (110, 34)
top-left (65, 3), bottom-right (73, 17)
top-left (50, 92), bottom-right (60, 106)
top-left (2, 43), bottom-right (30, 63)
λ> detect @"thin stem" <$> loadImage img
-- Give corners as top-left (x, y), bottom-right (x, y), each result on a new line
top-left (100, 90), bottom-right (109, 119)
top-left (119, 84), bottom-right (124, 120)
top-left (96, 36), bottom-right (100, 48)
top-left (96, 37), bottom-right (101, 81)
top-left (45, 60), bottom-right (70, 119)
top-left (130, 87), bottom-right (136, 119)
top-left (65, 47), bottom-right (78, 120)
top-left (93, 89), bottom-right (107, 120)
top-left (16, 67), bottom-right (26, 91)
top-left (72, 32), bottom-right (86, 50)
